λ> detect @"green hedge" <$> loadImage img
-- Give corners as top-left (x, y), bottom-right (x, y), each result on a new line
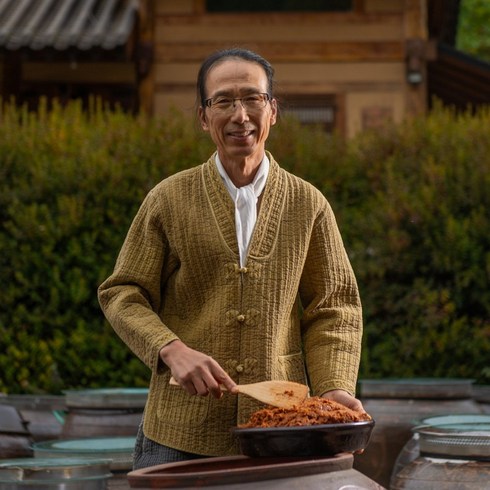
top-left (336, 107), bottom-right (490, 381)
top-left (0, 99), bottom-right (488, 393)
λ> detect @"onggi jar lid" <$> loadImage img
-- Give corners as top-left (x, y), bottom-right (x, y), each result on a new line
top-left (415, 414), bottom-right (490, 428)
top-left (63, 388), bottom-right (148, 408)
top-left (358, 378), bottom-right (475, 399)
top-left (0, 457), bottom-right (112, 483)
top-left (416, 421), bottom-right (490, 460)
top-left (33, 436), bottom-right (135, 470)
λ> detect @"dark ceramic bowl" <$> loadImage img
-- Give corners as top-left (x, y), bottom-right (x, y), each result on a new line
top-left (232, 420), bottom-right (375, 457)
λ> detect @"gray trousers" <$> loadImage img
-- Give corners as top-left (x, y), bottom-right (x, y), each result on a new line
top-left (133, 421), bottom-right (204, 470)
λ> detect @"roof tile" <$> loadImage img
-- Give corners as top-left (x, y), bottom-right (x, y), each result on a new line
top-left (0, 0), bottom-right (138, 50)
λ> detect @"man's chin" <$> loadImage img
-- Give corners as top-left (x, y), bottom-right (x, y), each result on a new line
top-left (222, 145), bottom-right (262, 160)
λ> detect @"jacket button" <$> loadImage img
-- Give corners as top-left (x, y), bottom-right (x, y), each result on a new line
top-left (237, 314), bottom-right (245, 322)
top-left (236, 364), bottom-right (244, 373)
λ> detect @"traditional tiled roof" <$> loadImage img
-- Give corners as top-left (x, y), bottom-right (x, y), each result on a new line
top-left (0, 0), bottom-right (138, 50)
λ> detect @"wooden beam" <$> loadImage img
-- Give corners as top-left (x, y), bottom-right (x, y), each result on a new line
top-left (155, 80), bottom-right (404, 95)
top-left (155, 61), bottom-right (405, 85)
top-left (155, 14), bottom-right (404, 44)
top-left (155, 41), bottom-right (404, 63)
top-left (157, 11), bottom-right (402, 26)
top-left (23, 62), bottom-right (136, 84)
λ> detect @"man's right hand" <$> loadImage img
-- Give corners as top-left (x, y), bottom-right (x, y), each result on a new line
top-left (159, 340), bottom-right (236, 399)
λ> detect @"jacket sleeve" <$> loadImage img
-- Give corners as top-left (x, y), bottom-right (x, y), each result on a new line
top-left (299, 198), bottom-right (362, 397)
top-left (98, 188), bottom-right (179, 373)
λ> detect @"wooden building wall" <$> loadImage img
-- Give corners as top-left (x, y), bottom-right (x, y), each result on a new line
top-left (147, 0), bottom-right (428, 138)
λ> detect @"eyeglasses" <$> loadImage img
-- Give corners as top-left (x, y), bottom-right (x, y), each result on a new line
top-left (204, 93), bottom-right (271, 113)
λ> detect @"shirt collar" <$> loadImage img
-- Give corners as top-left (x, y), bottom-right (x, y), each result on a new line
top-left (215, 153), bottom-right (270, 199)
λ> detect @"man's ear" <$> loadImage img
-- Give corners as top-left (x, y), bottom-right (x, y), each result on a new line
top-left (270, 98), bottom-right (278, 126)
top-left (198, 107), bottom-right (209, 131)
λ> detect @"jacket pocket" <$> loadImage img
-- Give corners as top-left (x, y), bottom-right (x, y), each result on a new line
top-left (156, 383), bottom-right (210, 428)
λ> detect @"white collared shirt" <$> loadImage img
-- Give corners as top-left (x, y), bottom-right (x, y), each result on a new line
top-left (215, 153), bottom-right (270, 267)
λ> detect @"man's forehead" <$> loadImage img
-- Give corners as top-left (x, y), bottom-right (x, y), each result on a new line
top-left (206, 61), bottom-right (268, 94)
top-left (207, 60), bottom-right (266, 83)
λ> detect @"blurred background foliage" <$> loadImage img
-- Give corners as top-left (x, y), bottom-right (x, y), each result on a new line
top-left (0, 99), bottom-right (489, 394)
top-left (457, 0), bottom-right (490, 62)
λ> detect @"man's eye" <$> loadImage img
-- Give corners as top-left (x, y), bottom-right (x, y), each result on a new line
top-left (244, 95), bottom-right (261, 103)
top-left (214, 98), bottom-right (232, 106)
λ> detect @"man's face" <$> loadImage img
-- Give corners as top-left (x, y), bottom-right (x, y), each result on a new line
top-left (198, 59), bottom-right (277, 166)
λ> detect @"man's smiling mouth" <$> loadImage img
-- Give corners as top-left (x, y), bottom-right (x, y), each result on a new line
top-left (229, 130), bottom-right (253, 137)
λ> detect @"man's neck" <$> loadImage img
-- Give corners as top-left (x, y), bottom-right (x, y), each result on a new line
top-left (218, 153), bottom-right (264, 188)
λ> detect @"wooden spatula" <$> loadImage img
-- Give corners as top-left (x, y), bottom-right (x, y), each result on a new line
top-left (169, 377), bottom-right (308, 409)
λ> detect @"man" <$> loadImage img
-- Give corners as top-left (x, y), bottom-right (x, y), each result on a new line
top-left (98, 48), bottom-right (364, 468)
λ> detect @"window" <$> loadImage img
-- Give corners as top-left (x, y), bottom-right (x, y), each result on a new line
top-left (281, 95), bottom-right (337, 132)
top-left (206, 1), bottom-right (354, 13)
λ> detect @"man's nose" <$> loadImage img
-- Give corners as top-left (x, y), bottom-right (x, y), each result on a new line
top-left (230, 100), bottom-right (249, 120)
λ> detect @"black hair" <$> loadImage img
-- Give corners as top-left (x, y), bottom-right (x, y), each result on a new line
top-left (196, 48), bottom-right (275, 107)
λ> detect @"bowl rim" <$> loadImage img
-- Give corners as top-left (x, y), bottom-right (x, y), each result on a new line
top-left (231, 419), bottom-right (375, 434)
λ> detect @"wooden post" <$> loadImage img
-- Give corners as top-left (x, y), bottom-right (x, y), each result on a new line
top-left (136, 0), bottom-right (156, 116)
top-left (404, 0), bottom-right (428, 116)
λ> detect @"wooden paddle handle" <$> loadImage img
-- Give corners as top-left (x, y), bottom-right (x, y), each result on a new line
top-left (169, 376), bottom-right (227, 391)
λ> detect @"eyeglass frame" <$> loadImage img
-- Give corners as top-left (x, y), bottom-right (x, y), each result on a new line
top-left (203, 92), bottom-right (272, 112)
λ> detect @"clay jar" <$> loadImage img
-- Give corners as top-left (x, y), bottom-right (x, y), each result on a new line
top-left (62, 388), bottom-right (147, 438)
top-left (0, 405), bottom-right (32, 458)
top-left (473, 385), bottom-right (490, 414)
top-left (127, 453), bottom-right (385, 489)
top-left (391, 420), bottom-right (490, 489)
top-left (0, 394), bottom-right (65, 442)
top-left (353, 378), bottom-right (482, 488)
